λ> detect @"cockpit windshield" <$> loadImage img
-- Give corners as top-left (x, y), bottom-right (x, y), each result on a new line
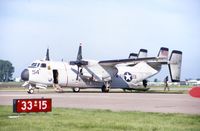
top-left (28, 63), bottom-right (40, 68)
top-left (28, 61), bottom-right (47, 68)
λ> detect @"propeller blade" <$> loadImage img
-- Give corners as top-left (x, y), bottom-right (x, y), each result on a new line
top-left (70, 43), bottom-right (88, 66)
top-left (77, 43), bottom-right (82, 61)
top-left (70, 43), bottom-right (88, 80)
top-left (76, 66), bottom-right (80, 80)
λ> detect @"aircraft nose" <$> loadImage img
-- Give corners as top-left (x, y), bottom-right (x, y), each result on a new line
top-left (21, 69), bottom-right (29, 81)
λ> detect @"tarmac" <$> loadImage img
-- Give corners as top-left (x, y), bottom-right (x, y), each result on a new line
top-left (0, 90), bottom-right (200, 115)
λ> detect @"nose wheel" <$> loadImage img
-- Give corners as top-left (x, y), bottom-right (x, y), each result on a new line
top-left (27, 84), bottom-right (34, 94)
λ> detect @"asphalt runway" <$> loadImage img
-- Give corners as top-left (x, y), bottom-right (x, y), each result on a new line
top-left (0, 90), bottom-right (200, 115)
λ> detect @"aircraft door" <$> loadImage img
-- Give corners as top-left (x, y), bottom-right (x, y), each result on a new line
top-left (52, 63), bottom-right (68, 86)
top-left (53, 70), bottom-right (58, 84)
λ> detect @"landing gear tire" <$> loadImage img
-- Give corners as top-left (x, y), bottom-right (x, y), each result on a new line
top-left (72, 87), bottom-right (80, 92)
top-left (27, 89), bottom-right (34, 94)
top-left (101, 85), bottom-right (109, 93)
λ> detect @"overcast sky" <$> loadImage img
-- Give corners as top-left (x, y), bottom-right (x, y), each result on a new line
top-left (1, 0), bottom-right (200, 80)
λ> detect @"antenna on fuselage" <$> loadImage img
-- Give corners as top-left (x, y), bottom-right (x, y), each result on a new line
top-left (45, 48), bottom-right (50, 61)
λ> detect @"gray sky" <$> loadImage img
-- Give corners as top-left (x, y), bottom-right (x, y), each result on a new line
top-left (1, 0), bottom-right (200, 80)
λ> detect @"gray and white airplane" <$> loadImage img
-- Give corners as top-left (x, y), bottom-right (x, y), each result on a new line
top-left (21, 43), bottom-right (182, 94)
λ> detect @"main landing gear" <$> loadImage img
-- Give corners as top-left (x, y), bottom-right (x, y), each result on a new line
top-left (101, 81), bottom-right (111, 93)
top-left (27, 89), bottom-right (34, 94)
top-left (72, 87), bottom-right (80, 92)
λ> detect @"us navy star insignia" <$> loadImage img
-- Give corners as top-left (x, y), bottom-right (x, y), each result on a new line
top-left (124, 72), bottom-right (132, 82)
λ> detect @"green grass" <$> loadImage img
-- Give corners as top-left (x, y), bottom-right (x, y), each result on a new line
top-left (0, 106), bottom-right (200, 131)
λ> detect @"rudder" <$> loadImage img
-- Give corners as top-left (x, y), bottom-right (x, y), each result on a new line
top-left (168, 50), bottom-right (182, 82)
top-left (158, 47), bottom-right (169, 58)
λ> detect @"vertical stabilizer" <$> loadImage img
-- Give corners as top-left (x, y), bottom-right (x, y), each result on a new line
top-left (138, 49), bottom-right (148, 58)
top-left (158, 47), bottom-right (169, 58)
top-left (128, 53), bottom-right (137, 59)
top-left (168, 50), bottom-right (182, 82)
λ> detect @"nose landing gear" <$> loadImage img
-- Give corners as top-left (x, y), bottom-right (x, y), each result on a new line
top-left (27, 84), bottom-right (34, 94)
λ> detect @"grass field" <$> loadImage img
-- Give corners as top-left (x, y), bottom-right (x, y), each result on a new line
top-left (0, 106), bottom-right (200, 131)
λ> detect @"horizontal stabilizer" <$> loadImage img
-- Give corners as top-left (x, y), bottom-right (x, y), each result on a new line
top-left (168, 50), bottom-right (182, 82)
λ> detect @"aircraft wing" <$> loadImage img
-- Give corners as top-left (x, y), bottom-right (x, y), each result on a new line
top-left (99, 57), bottom-right (166, 67)
top-left (99, 47), bottom-right (169, 67)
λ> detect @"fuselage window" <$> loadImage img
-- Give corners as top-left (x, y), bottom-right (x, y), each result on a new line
top-left (41, 63), bottom-right (46, 68)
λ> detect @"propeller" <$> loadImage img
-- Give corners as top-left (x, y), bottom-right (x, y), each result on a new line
top-left (70, 43), bottom-right (88, 80)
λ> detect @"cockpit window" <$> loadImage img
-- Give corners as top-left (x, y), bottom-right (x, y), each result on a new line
top-left (37, 63), bottom-right (40, 67)
top-left (40, 63), bottom-right (46, 68)
top-left (32, 63), bottom-right (37, 67)
top-left (29, 63), bottom-right (38, 68)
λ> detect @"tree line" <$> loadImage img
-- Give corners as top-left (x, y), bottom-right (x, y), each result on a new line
top-left (0, 59), bottom-right (14, 82)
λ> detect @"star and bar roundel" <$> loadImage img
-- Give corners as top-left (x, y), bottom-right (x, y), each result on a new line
top-left (124, 72), bottom-right (133, 82)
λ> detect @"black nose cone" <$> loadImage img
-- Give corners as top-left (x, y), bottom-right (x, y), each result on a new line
top-left (21, 69), bottom-right (29, 81)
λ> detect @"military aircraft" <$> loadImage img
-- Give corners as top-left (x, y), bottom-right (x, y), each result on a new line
top-left (21, 43), bottom-right (182, 94)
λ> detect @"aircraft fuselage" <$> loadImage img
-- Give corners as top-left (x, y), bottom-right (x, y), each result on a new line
top-left (22, 59), bottom-right (160, 89)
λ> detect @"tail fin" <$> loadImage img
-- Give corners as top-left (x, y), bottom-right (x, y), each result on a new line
top-left (128, 49), bottom-right (147, 59)
top-left (138, 49), bottom-right (148, 58)
top-left (158, 47), bottom-right (169, 58)
top-left (168, 50), bottom-right (182, 82)
top-left (128, 53), bottom-right (137, 59)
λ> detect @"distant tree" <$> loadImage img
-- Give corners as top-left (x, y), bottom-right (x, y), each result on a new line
top-left (0, 60), bottom-right (14, 82)
top-left (154, 78), bottom-right (158, 82)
